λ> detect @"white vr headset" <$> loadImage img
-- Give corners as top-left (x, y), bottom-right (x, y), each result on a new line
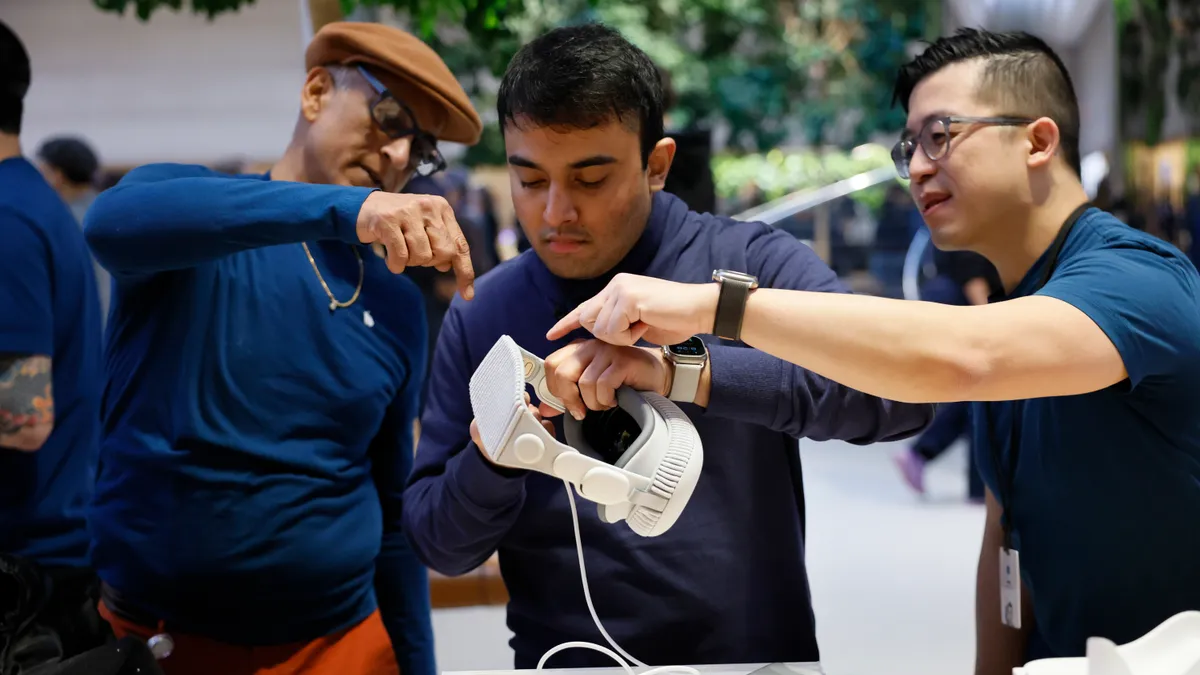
top-left (469, 335), bottom-right (703, 537)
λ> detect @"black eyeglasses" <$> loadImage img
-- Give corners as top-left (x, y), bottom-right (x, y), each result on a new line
top-left (891, 115), bottom-right (1037, 179)
top-left (356, 65), bottom-right (447, 178)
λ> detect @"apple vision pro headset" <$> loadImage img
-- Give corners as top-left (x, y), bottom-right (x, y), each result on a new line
top-left (469, 335), bottom-right (704, 675)
top-left (470, 334), bottom-right (703, 537)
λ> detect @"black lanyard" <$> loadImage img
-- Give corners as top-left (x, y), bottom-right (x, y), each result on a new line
top-left (985, 201), bottom-right (1092, 550)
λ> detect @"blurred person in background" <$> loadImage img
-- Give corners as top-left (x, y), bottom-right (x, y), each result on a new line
top-left (35, 135), bottom-right (111, 328)
top-left (403, 22), bottom-right (934, 669)
top-left (401, 171), bottom-right (496, 411)
top-left (869, 183), bottom-right (919, 298)
top-left (658, 65), bottom-right (717, 215)
top-left (81, 22), bottom-right (480, 675)
top-left (442, 166), bottom-right (500, 270)
top-left (894, 249), bottom-right (1001, 503)
top-left (465, 181), bottom-right (502, 261)
top-left (0, 20), bottom-right (109, 672)
top-left (552, 29), bottom-right (1200, 675)
top-left (35, 136), bottom-right (99, 224)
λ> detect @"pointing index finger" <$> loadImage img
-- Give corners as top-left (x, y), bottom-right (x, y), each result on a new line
top-left (547, 306), bottom-right (583, 341)
top-left (441, 203), bottom-right (476, 300)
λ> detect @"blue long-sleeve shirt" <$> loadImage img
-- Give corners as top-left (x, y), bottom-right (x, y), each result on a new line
top-left (82, 164), bottom-right (435, 675)
top-left (403, 191), bottom-right (934, 668)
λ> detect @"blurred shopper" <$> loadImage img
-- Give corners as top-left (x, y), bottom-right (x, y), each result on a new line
top-left (553, 29), bottom-right (1200, 675)
top-left (895, 249), bottom-right (1001, 502)
top-left (82, 22), bottom-right (480, 675)
top-left (0, 20), bottom-right (109, 672)
top-left (35, 136), bottom-right (99, 224)
top-left (869, 183), bottom-right (918, 298)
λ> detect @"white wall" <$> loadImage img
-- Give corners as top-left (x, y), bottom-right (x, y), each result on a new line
top-left (4, 0), bottom-right (307, 166)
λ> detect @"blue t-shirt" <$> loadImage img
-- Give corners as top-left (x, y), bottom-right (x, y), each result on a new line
top-left (0, 157), bottom-right (103, 567)
top-left (972, 207), bottom-right (1200, 659)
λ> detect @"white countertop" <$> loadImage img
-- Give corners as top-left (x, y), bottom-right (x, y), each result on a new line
top-left (447, 662), bottom-right (825, 675)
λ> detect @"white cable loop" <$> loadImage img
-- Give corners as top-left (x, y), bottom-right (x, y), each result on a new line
top-left (534, 480), bottom-right (700, 675)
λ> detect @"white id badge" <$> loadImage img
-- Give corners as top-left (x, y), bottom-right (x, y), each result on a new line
top-left (1000, 547), bottom-right (1022, 629)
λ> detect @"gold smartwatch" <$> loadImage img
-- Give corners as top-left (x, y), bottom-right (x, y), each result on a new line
top-left (662, 336), bottom-right (708, 403)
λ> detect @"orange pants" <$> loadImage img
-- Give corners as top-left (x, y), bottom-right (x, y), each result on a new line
top-left (98, 600), bottom-right (400, 675)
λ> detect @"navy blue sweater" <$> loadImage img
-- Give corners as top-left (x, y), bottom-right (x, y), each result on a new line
top-left (403, 191), bottom-right (934, 667)
top-left (82, 164), bottom-right (435, 675)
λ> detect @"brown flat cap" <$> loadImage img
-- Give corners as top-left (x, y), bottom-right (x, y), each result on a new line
top-left (305, 22), bottom-right (482, 145)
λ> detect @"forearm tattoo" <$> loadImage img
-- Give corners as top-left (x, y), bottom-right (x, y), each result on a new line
top-left (0, 354), bottom-right (54, 438)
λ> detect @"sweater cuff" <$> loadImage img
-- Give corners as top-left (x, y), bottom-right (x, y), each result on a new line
top-left (446, 441), bottom-right (528, 511)
top-left (331, 187), bottom-right (377, 244)
top-left (703, 344), bottom-right (788, 427)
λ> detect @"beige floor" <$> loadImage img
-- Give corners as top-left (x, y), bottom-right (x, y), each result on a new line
top-left (431, 437), bottom-right (985, 675)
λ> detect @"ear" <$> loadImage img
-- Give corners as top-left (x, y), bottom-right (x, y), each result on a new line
top-left (1025, 117), bottom-right (1061, 170)
top-left (647, 137), bottom-right (677, 192)
top-left (300, 67), bottom-right (337, 123)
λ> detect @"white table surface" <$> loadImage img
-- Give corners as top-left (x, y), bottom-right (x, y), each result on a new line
top-left (447, 662), bottom-right (825, 675)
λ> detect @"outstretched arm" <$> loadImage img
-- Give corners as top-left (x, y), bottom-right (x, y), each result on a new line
top-left (84, 163), bottom-right (477, 298)
top-left (83, 164), bottom-right (372, 278)
top-left (541, 230), bottom-right (934, 441)
top-left (733, 288), bottom-right (1126, 403)
top-left (701, 231), bottom-right (933, 441)
top-left (555, 239), bottom-right (1200, 403)
top-left (548, 255), bottom-right (1154, 404)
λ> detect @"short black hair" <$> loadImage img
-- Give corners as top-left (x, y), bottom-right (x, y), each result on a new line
top-left (497, 23), bottom-right (664, 167)
top-left (37, 136), bottom-right (99, 185)
top-left (893, 28), bottom-right (1081, 177)
top-left (0, 20), bottom-right (31, 135)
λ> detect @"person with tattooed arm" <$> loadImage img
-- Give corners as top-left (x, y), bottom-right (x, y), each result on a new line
top-left (0, 19), bottom-right (109, 670)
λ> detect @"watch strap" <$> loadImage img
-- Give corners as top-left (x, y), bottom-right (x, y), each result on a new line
top-left (712, 277), bottom-right (754, 341)
top-left (668, 361), bottom-right (703, 403)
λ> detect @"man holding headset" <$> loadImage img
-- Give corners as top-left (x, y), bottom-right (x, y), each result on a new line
top-left (550, 28), bottom-right (1200, 675)
top-left (403, 22), bottom-right (933, 670)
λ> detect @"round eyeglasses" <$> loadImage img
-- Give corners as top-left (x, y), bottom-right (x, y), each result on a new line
top-left (891, 115), bottom-right (1036, 179)
top-left (357, 65), bottom-right (447, 178)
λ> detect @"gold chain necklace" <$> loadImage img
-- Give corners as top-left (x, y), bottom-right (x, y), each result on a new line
top-left (301, 242), bottom-right (364, 311)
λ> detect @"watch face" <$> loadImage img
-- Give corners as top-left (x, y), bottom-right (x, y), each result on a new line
top-left (669, 336), bottom-right (708, 358)
top-left (712, 269), bottom-right (760, 287)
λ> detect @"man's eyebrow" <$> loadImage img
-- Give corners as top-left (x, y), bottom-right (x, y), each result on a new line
top-left (507, 155), bottom-right (618, 170)
top-left (905, 111), bottom-right (950, 133)
top-left (570, 155), bottom-right (617, 169)
top-left (507, 155), bottom-right (541, 170)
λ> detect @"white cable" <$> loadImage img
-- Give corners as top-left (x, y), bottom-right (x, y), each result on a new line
top-left (534, 480), bottom-right (701, 675)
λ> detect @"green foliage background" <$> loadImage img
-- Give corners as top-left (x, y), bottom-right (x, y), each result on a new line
top-left (93, 0), bottom-right (939, 208)
top-left (93, 0), bottom-right (935, 155)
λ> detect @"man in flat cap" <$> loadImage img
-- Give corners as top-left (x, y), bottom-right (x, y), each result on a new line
top-left (82, 22), bottom-right (482, 675)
